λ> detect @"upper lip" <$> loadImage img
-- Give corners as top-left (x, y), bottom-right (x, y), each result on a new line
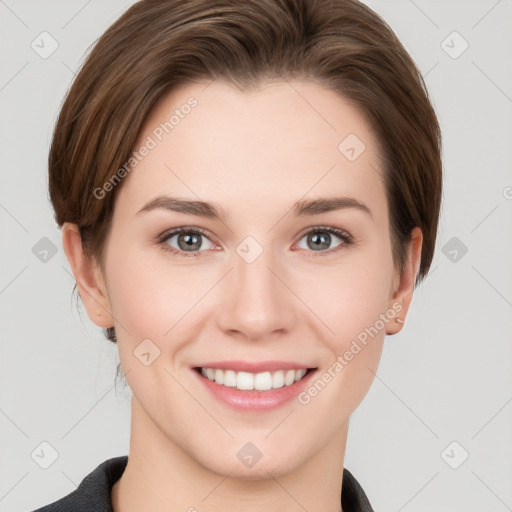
top-left (193, 360), bottom-right (317, 373)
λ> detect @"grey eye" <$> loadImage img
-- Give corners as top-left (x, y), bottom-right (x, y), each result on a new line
top-left (297, 230), bottom-right (344, 252)
top-left (165, 231), bottom-right (214, 252)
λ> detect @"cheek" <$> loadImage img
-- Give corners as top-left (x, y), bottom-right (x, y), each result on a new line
top-left (104, 246), bottom-right (213, 349)
top-left (295, 259), bottom-right (393, 416)
top-left (302, 251), bottom-right (394, 344)
top-left (301, 246), bottom-right (394, 385)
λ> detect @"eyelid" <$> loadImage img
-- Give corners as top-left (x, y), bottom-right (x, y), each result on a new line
top-left (296, 224), bottom-right (353, 243)
top-left (157, 226), bottom-right (216, 243)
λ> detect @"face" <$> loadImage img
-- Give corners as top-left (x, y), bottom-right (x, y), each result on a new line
top-left (66, 79), bottom-right (420, 479)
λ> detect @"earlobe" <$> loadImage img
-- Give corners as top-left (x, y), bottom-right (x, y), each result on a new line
top-left (386, 227), bottom-right (423, 335)
top-left (61, 222), bottom-right (113, 328)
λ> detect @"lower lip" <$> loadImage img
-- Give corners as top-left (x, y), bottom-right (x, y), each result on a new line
top-left (192, 368), bottom-right (317, 412)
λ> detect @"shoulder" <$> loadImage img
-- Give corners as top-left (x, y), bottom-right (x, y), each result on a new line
top-left (342, 467), bottom-right (375, 512)
top-left (29, 455), bottom-right (128, 512)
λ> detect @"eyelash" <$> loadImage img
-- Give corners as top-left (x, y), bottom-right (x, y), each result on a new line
top-left (157, 225), bottom-right (354, 258)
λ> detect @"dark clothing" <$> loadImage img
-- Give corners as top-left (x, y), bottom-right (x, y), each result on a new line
top-left (31, 455), bottom-right (375, 511)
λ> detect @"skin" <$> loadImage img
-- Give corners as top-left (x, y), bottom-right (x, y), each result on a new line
top-left (62, 79), bottom-right (422, 512)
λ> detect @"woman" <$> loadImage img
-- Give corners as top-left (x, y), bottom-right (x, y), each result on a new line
top-left (32, 0), bottom-right (441, 510)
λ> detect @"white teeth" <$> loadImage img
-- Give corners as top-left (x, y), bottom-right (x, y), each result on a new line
top-left (214, 368), bottom-right (224, 385)
top-left (200, 367), bottom-right (309, 391)
top-left (224, 370), bottom-right (237, 387)
top-left (238, 371), bottom-right (256, 390)
top-left (273, 370), bottom-right (285, 388)
top-left (284, 369), bottom-right (296, 386)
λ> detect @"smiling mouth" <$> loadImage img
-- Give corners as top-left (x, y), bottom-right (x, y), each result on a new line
top-left (193, 366), bottom-right (317, 392)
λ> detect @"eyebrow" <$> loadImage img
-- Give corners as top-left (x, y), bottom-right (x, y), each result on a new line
top-left (136, 195), bottom-right (372, 220)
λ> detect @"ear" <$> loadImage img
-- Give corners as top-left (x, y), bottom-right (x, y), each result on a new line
top-left (386, 226), bottom-right (423, 335)
top-left (61, 222), bottom-right (113, 328)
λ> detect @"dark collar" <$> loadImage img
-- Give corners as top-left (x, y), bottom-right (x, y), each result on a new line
top-left (32, 456), bottom-right (375, 512)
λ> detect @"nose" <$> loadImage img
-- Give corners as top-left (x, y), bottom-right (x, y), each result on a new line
top-left (215, 246), bottom-right (298, 341)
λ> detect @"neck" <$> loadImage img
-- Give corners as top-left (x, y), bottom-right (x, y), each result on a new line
top-left (112, 396), bottom-right (348, 512)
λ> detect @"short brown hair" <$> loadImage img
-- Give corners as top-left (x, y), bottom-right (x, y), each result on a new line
top-left (49, 0), bottom-right (442, 346)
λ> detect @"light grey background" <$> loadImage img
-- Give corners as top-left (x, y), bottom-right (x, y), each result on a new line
top-left (1, 1), bottom-right (511, 511)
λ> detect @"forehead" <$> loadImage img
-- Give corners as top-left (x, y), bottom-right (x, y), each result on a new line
top-left (115, 79), bottom-right (386, 220)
